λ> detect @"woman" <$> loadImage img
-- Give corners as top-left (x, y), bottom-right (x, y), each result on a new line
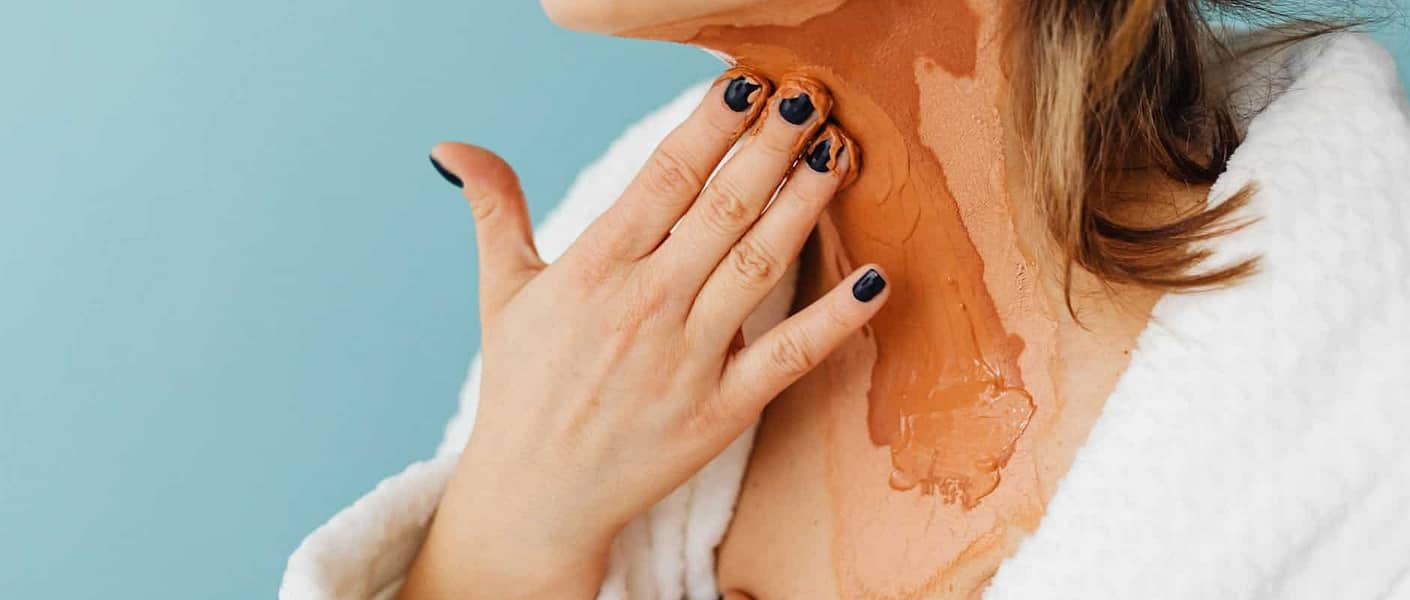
top-left (283, 1), bottom-right (1410, 598)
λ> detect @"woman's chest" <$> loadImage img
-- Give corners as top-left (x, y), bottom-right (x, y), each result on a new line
top-left (715, 277), bottom-right (1156, 600)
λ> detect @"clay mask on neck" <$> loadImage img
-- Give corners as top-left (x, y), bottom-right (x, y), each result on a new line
top-left (628, 0), bottom-right (1057, 509)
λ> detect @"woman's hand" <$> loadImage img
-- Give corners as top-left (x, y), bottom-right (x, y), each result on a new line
top-left (399, 69), bottom-right (887, 600)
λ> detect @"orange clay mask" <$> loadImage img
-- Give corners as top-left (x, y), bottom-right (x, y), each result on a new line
top-left (632, 0), bottom-right (1043, 508)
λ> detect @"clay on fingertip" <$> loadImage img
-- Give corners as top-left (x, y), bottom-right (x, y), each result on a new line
top-left (748, 75), bottom-right (833, 139)
top-left (769, 75), bottom-right (833, 128)
top-left (806, 137), bottom-right (833, 172)
top-left (712, 66), bottom-right (772, 126)
top-left (748, 74), bottom-right (834, 158)
top-left (779, 92), bottom-right (815, 124)
top-left (724, 76), bottom-right (763, 112)
top-left (805, 124), bottom-right (860, 188)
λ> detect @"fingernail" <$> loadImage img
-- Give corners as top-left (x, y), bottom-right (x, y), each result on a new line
top-left (806, 137), bottom-right (835, 173)
top-left (853, 269), bottom-right (886, 302)
top-left (723, 75), bottom-right (763, 112)
top-left (429, 155), bottom-right (462, 188)
top-left (779, 92), bottom-right (815, 125)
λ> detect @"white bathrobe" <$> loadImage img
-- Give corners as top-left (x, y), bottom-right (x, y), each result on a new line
top-left (281, 33), bottom-right (1410, 600)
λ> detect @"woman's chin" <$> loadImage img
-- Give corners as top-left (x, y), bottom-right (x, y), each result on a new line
top-left (539, 0), bottom-right (771, 37)
top-left (539, 0), bottom-right (620, 34)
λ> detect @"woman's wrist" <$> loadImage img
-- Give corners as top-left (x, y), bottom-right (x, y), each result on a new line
top-left (398, 450), bottom-right (615, 600)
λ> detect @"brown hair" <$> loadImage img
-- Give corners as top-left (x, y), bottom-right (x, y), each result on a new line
top-left (1010, 1), bottom-right (1378, 307)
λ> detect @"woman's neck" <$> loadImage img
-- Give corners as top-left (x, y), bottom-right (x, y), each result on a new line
top-left (632, 0), bottom-right (1067, 507)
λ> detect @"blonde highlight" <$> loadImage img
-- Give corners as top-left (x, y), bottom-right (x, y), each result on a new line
top-left (1009, 2), bottom-right (1375, 310)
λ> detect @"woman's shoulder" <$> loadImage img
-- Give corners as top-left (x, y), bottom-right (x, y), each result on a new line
top-left (1220, 32), bottom-right (1408, 178)
top-left (1127, 26), bottom-right (1410, 456)
top-left (1202, 31), bottom-right (1410, 315)
top-left (1142, 31), bottom-right (1409, 341)
top-left (987, 36), bottom-right (1410, 598)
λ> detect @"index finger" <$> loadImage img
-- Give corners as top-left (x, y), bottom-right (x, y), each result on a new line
top-left (576, 67), bottom-right (772, 262)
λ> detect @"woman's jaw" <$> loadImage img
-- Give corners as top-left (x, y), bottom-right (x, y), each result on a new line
top-left (539, 0), bottom-right (847, 36)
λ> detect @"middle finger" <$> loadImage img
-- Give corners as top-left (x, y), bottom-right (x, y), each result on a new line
top-left (650, 75), bottom-right (832, 291)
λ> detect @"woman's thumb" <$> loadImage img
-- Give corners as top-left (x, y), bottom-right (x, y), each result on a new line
top-left (429, 142), bottom-right (545, 317)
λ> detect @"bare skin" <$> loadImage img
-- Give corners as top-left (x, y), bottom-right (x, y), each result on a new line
top-left (602, 1), bottom-right (1211, 598)
top-left (404, 1), bottom-right (1214, 598)
top-left (541, 0), bottom-right (849, 37)
top-left (400, 70), bottom-right (888, 600)
top-left (715, 171), bottom-right (1202, 600)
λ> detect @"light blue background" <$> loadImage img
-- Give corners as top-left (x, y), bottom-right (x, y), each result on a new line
top-left (0, 2), bottom-right (1405, 598)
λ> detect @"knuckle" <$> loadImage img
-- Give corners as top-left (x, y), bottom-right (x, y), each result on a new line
top-left (683, 392), bottom-right (747, 439)
top-left (643, 147), bottom-right (704, 199)
top-left (772, 186), bottom-right (809, 210)
top-left (756, 125), bottom-right (804, 157)
top-left (581, 214), bottom-right (633, 260)
top-left (618, 271), bottom-right (674, 326)
top-left (467, 189), bottom-right (498, 221)
top-left (563, 249), bottom-right (616, 292)
top-left (728, 238), bottom-right (779, 289)
top-left (769, 186), bottom-right (822, 222)
top-left (768, 330), bottom-right (817, 377)
top-left (699, 178), bottom-right (754, 235)
top-left (823, 300), bottom-right (855, 332)
top-left (700, 108), bottom-right (740, 139)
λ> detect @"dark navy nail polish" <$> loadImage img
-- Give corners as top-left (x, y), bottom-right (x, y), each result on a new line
top-left (806, 138), bottom-right (834, 173)
top-left (779, 93), bottom-right (815, 125)
top-left (429, 156), bottom-right (462, 188)
top-left (852, 269), bottom-right (886, 302)
top-left (723, 76), bottom-right (762, 112)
